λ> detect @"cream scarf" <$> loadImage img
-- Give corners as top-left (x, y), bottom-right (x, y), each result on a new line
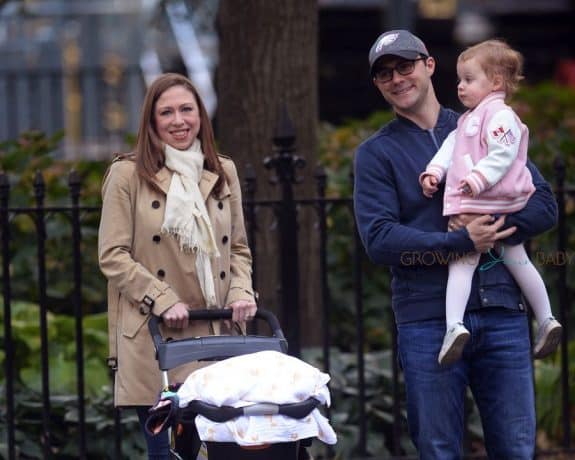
top-left (162, 140), bottom-right (220, 307)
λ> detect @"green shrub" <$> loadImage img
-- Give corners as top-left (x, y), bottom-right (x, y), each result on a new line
top-left (0, 131), bottom-right (108, 315)
top-left (0, 300), bottom-right (144, 458)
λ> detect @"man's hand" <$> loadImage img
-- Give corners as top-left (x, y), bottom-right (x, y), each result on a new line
top-left (448, 213), bottom-right (480, 231)
top-left (421, 175), bottom-right (439, 198)
top-left (161, 302), bottom-right (189, 329)
top-left (466, 215), bottom-right (516, 253)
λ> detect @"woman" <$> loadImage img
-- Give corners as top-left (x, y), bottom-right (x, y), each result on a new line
top-left (98, 73), bottom-right (257, 458)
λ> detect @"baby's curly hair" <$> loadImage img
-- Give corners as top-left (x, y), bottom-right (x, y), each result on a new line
top-left (458, 39), bottom-right (524, 95)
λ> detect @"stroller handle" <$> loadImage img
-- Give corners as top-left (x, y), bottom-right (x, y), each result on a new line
top-left (149, 308), bottom-right (289, 371)
top-left (176, 398), bottom-right (322, 423)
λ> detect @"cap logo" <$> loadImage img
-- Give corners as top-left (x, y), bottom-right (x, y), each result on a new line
top-left (375, 33), bottom-right (399, 53)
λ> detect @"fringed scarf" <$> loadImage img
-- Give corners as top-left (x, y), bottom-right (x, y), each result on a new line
top-left (161, 139), bottom-right (220, 306)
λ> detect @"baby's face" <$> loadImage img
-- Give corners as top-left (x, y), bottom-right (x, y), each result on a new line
top-left (456, 57), bottom-right (499, 109)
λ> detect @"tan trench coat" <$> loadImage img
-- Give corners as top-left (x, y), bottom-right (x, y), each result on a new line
top-left (98, 155), bottom-right (255, 406)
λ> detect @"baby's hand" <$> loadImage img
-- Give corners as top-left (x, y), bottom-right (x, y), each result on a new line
top-left (421, 175), bottom-right (438, 198)
top-left (458, 180), bottom-right (472, 196)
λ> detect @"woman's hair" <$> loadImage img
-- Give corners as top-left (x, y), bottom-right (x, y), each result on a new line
top-left (458, 39), bottom-right (524, 95)
top-left (134, 73), bottom-right (225, 192)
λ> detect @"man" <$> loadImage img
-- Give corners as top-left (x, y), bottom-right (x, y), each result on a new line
top-left (353, 30), bottom-right (557, 459)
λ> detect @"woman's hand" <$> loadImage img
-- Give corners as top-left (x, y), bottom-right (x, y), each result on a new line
top-left (227, 299), bottom-right (257, 323)
top-left (161, 302), bottom-right (189, 329)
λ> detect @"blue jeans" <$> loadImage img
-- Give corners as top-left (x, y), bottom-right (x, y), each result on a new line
top-left (136, 406), bottom-right (170, 460)
top-left (397, 308), bottom-right (535, 460)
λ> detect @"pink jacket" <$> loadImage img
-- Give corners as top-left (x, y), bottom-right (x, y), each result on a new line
top-left (422, 92), bottom-right (535, 216)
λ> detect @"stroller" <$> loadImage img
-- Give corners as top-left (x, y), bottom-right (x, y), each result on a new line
top-left (146, 308), bottom-right (334, 459)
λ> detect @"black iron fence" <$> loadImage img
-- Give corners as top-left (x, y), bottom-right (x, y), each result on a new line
top-left (0, 128), bottom-right (573, 459)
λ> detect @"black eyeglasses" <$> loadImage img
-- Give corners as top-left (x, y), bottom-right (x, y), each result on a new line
top-left (373, 57), bottom-right (427, 83)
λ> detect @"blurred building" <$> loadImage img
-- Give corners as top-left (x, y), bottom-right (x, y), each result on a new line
top-left (0, 0), bottom-right (218, 159)
top-left (319, 0), bottom-right (575, 123)
top-left (0, 0), bottom-right (573, 156)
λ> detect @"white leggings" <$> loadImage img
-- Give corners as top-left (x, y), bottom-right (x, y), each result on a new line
top-left (445, 244), bottom-right (551, 326)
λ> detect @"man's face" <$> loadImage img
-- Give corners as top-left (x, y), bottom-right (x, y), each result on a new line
top-left (372, 55), bottom-right (435, 114)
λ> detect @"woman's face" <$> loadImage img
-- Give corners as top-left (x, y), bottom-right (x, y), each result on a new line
top-left (154, 85), bottom-right (201, 150)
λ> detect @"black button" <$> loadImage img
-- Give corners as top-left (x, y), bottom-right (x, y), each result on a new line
top-left (218, 201), bottom-right (223, 210)
top-left (139, 304), bottom-right (150, 315)
top-left (219, 271), bottom-right (226, 279)
top-left (157, 269), bottom-right (165, 278)
top-left (153, 235), bottom-right (161, 243)
top-left (142, 295), bottom-right (154, 308)
top-left (152, 200), bottom-right (160, 209)
top-left (222, 235), bottom-right (229, 244)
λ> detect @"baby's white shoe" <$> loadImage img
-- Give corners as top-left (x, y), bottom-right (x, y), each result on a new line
top-left (438, 322), bottom-right (470, 366)
top-left (533, 317), bottom-right (562, 359)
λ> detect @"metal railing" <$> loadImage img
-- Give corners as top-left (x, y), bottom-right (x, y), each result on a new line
top-left (0, 130), bottom-right (572, 459)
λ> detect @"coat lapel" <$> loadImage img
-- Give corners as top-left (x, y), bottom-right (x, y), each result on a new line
top-left (200, 170), bottom-right (219, 200)
top-left (153, 168), bottom-right (172, 195)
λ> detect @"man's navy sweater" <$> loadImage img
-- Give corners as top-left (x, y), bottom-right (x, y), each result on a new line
top-left (353, 107), bottom-right (558, 324)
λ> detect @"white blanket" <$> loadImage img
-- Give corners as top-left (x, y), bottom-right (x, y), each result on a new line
top-left (176, 350), bottom-right (337, 446)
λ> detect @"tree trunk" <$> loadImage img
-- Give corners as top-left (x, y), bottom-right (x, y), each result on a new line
top-left (216, 0), bottom-right (320, 348)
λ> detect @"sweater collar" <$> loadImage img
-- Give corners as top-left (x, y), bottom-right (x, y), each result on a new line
top-left (396, 106), bottom-right (454, 132)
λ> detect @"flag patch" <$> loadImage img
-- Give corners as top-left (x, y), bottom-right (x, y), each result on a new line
top-left (491, 125), bottom-right (516, 145)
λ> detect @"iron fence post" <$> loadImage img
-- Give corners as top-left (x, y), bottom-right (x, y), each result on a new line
top-left (263, 107), bottom-right (305, 357)
top-left (314, 165), bottom-right (336, 459)
top-left (350, 171), bottom-right (368, 457)
top-left (314, 165), bottom-right (330, 380)
top-left (244, 164), bottom-right (258, 290)
top-left (33, 171), bottom-right (52, 458)
top-left (68, 170), bottom-right (86, 459)
top-left (243, 164), bottom-right (259, 336)
top-left (352, 213), bottom-right (368, 457)
top-left (554, 156), bottom-right (571, 449)
top-left (0, 171), bottom-right (16, 460)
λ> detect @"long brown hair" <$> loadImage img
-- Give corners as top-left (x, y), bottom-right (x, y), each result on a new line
top-left (134, 73), bottom-right (225, 192)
